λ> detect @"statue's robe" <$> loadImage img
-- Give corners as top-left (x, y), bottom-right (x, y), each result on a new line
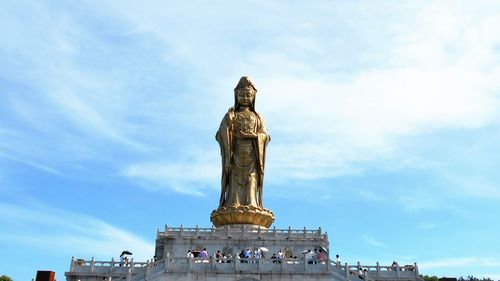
top-left (216, 108), bottom-right (270, 208)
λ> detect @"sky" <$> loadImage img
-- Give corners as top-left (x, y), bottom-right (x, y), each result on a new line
top-left (1, 1), bottom-right (500, 280)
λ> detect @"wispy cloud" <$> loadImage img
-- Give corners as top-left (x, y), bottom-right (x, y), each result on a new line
top-left (90, 1), bottom-right (500, 199)
top-left (0, 153), bottom-right (61, 175)
top-left (419, 257), bottom-right (500, 269)
top-left (416, 222), bottom-right (437, 230)
top-left (169, 2), bottom-right (500, 186)
top-left (482, 274), bottom-right (500, 280)
top-left (441, 171), bottom-right (500, 200)
top-left (357, 190), bottom-right (386, 202)
top-left (0, 202), bottom-right (154, 261)
top-left (361, 234), bottom-right (386, 248)
top-left (399, 193), bottom-right (441, 211)
top-left (120, 149), bottom-right (220, 195)
top-left (1, 1), bottom-right (499, 199)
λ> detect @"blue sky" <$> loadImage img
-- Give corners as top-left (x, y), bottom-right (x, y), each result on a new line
top-left (1, 1), bottom-right (500, 280)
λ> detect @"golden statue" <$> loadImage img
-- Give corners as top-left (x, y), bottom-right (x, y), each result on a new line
top-left (210, 77), bottom-right (275, 228)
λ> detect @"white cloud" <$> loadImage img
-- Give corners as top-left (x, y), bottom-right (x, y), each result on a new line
top-left (92, 0), bottom-right (500, 194)
top-left (441, 171), bottom-right (500, 200)
top-left (416, 222), bottom-right (437, 230)
top-left (357, 190), bottom-right (386, 202)
top-left (482, 274), bottom-right (500, 280)
top-left (419, 257), bottom-right (500, 269)
top-left (0, 153), bottom-right (61, 175)
top-left (2, 1), bottom-right (500, 196)
top-left (260, 5), bottom-right (498, 188)
top-left (0, 202), bottom-right (154, 261)
top-left (121, 149), bottom-right (220, 195)
top-left (361, 234), bottom-right (386, 248)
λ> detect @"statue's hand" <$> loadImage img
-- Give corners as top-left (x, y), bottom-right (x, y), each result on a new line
top-left (239, 131), bottom-right (258, 139)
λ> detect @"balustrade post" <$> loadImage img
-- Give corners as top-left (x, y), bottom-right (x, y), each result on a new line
top-left (318, 227), bottom-right (322, 236)
top-left (303, 227), bottom-right (307, 238)
top-left (196, 224), bottom-right (199, 236)
top-left (130, 258), bottom-right (134, 273)
top-left (180, 224), bottom-right (184, 235)
top-left (188, 257), bottom-right (193, 271)
top-left (273, 226), bottom-right (277, 237)
top-left (345, 263), bottom-right (349, 279)
top-left (211, 256), bottom-right (215, 270)
top-left (414, 262), bottom-right (419, 278)
top-left (211, 225), bottom-right (214, 234)
top-left (258, 226), bottom-right (261, 237)
top-left (226, 225), bottom-right (230, 236)
top-left (304, 257), bottom-right (307, 271)
top-left (234, 257), bottom-right (238, 271)
top-left (70, 256), bottom-right (75, 272)
top-left (164, 224), bottom-right (168, 237)
top-left (327, 258), bottom-right (331, 271)
top-left (110, 258), bottom-right (115, 273)
top-left (241, 224), bottom-right (245, 236)
top-left (376, 262), bottom-right (380, 277)
top-left (90, 257), bottom-right (95, 273)
top-left (396, 262), bottom-right (400, 278)
top-left (357, 261), bottom-right (362, 279)
top-left (288, 226), bottom-right (291, 237)
top-left (164, 256), bottom-right (170, 273)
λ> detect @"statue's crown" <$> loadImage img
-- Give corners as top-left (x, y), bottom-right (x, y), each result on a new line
top-left (234, 76), bottom-right (257, 93)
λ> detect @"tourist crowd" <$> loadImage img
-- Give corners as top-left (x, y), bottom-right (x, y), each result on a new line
top-left (186, 247), bottom-right (329, 264)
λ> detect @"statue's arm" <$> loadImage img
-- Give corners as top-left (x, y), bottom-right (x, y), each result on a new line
top-left (256, 112), bottom-right (269, 134)
top-left (217, 111), bottom-right (233, 173)
top-left (255, 113), bottom-right (270, 171)
top-left (216, 111), bottom-right (234, 208)
top-left (256, 112), bottom-right (270, 144)
top-left (255, 112), bottom-right (270, 207)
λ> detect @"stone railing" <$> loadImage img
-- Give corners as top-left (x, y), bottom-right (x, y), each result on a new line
top-left (340, 262), bottom-right (420, 280)
top-left (67, 256), bottom-right (150, 275)
top-left (68, 256), bottom-right (420, 281)
top-left (157, 224), bottom-right (326, 239)
top-left (137, 257), bottom-right (419, 281)
top-left (164, 256), bottom-right (333, 273)
top-left (127, 256), bottom-right (338, 280)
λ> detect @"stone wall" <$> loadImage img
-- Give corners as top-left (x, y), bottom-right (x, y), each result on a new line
top-left (155, 225), bottom-right (329, 260)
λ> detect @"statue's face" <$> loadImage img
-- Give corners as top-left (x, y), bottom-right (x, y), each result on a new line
top-left (236, 88), bottom-right (255, 107)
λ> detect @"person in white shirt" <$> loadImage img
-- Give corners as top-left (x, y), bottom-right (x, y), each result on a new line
top-left (305, 250), bottom-right (314, 264)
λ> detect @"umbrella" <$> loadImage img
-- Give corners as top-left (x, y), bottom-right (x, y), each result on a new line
top-left (121, 250), bottom-right (133, 256)
top-left (259, 247), bottom-right (269, 252)
top-left (319, 246), bottom-right (329, 254)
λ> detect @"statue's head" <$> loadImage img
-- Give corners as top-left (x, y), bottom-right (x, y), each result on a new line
top-left (234, 76), bottom-right (257, 111)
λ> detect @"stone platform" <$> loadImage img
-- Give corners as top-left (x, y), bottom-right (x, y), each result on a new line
top-left (154, 224), bottom-right (328, 260)
top-left (66, 225), bottom-right (422, 281)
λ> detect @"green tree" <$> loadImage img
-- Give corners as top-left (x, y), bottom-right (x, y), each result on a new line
top-left (0, 275), bottom-right (13, 281)
top-left (423, 275), bottom-right (439, 281)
